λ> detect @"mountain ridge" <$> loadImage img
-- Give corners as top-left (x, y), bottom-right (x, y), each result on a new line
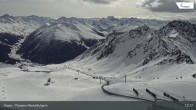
top-left (76, 21), bottom-right (196, 71)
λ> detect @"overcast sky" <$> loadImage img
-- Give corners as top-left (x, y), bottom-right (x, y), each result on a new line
top-left (0, 0), bottom-right (196, 19)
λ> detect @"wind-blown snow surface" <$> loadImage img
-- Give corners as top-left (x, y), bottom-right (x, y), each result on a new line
top-left (0, 64), bottom-right (133, 101)
top-left (2, 61), bottom-right (195, 101)
top-left (66, 59), bottom-right (196, 101)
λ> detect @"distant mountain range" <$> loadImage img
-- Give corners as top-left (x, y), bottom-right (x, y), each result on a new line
top-left (0, 14), bottom-right (55, 36)
top-left (1, 14), bottom-right (196, 65)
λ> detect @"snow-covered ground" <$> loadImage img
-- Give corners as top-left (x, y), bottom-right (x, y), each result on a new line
top-left (0, 61), bottom-right (196, 101)
top-left (0, 64), bottom-right (133, 101)
top-left (65, 60), bottom-right (196, 101)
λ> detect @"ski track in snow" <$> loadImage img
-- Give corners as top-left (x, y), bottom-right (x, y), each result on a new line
top-left (0, 81), bottom-right (8, 101)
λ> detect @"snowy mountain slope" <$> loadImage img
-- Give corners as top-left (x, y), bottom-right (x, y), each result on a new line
top-left (62, 20), bottom-right (196, 101)
top-left (16, 21), bottom-right (105, 64)
top-left (72, 21), bottom-right (196, 76)
top-left (102, 63), bottom-right (196, 101)
top-left (0, 33), bottom-right (21, 64)
top-left (0, 14), bottom-right (55, 37)
top-left (0, 15), bottom-right (169, 65)
top-left (157, 21), bottom-right (196, 64)
top-left (0, 14), bottom-right (56, 64)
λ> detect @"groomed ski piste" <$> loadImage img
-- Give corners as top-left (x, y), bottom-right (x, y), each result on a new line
top-left (1, 60), bottom-right (196, 103)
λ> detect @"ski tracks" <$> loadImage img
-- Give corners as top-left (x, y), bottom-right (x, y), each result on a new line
top-left (0, 81), bottom-right (8, 101)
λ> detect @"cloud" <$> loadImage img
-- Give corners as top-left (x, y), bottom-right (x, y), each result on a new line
top-left (137, 0), bottom-right (196, 13)
top-left (0, 0), bottom-right (120, 5)
top-left (78, 0), bottom-right (120, 4)
top-left (0, 0), bottom-right (62, 3)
